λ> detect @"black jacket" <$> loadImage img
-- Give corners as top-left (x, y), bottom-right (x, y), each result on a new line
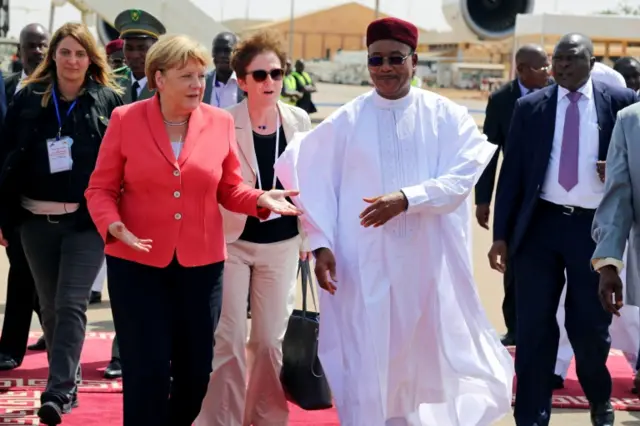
top-left (0, 79), bottom-right (123, 233)
top-left (3, 72), bottom-right (21, 101)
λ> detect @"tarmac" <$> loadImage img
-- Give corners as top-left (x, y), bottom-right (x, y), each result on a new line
top-left (0, 82), bottom-right (638, 425)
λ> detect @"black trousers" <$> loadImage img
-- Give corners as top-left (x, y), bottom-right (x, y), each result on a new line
top-left (21, 216), bottom-right (105, 405)
top-left (513, 201), bottom-right (612, 426)
top-left (0, 228), bottom-right (41, 363)
top-left (501, 262), bottom-right (516, 335)
top-left (106, 255), bottom-right (224, 426)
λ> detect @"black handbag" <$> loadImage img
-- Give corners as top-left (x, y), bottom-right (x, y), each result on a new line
top-left (280, 259), bottom-right (333, 410)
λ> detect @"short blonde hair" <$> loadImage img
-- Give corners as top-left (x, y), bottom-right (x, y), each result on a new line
top-left (145, 34), bottom-right (212, 90)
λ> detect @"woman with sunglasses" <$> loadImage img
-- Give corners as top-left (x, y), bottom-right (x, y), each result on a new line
top-left (195, 31), bottom-right (311, 426)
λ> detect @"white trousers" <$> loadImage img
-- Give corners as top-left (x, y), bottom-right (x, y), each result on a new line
top-left (555, 246), bottom-right (640, 377)
top-left (195, 235), bottom-right (301, 426)
top-left (91, 258), bottom-right (106, 292)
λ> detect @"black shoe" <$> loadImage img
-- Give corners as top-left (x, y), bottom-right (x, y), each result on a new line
top-left (89, 291), bottom-right (102, 304)
top-left (590, 401), bottom-right (614, 426)
top-left (0, 353), bottom-right (19, 371)
top-left (500, 333), bottom-right (516, 346)
top-left (38, 402), bottom-right (62, 425)
top-left (104, 358), bottom-right (122, 379)
top-left (27, 335), bottom-right (46, 351)
top-left (552, 374), bottom-right (564, 390)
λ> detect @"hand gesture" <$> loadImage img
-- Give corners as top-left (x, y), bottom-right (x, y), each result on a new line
top-left (257, 190), bottom-right (302, 216)
top-left (0, 228), bottom-right (7, 247)
top-left (488, 240), bottom-right (508, 273)
top-left (314, 247), bottom-right (337, 295)
top-left (359, 191), bottom-right (408, 228)
top-left (598, 265), bottom-right (624, 316)
top-left (476, 204), bottom-right (491, 230)
top-left (108, 222), bottom-right (152, 252)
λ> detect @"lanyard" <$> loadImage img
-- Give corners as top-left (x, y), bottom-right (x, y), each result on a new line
top-left (52, 87), bottom-right (77, 141)
top-left (255, 112), bottom-right (281, 190)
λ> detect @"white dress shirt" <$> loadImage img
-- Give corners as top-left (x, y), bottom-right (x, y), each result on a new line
top-left (15, 70), bottom-right (28, 93)
top-left (131, 75), bottom-right (147, 97)
top-left (540, 79), bottom-right (604, 209)
top-left (210, 72), bottom-right (239, 109)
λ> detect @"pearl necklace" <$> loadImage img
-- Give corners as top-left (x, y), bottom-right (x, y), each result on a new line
top-left (163, 119), bottom-right (188, 126)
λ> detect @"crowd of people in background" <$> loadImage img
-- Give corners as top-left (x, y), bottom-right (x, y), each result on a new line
top-left (3, 6), bottom-right (640, 426)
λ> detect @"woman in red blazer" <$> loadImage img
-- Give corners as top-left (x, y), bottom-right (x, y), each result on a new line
top-left (85, 34), bottom-right (299, 426)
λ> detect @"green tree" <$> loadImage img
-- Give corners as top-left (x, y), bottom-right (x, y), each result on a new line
top-left (599, 1), bottom-right (640, 15)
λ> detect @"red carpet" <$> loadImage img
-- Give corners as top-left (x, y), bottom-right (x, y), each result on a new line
top-left (2, 335), bottom-right (639, 424)
top-left (507, 346), bottom-right (640, 411)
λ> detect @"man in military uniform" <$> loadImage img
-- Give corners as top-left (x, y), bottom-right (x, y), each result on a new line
top-left (105, 39), bottom-right (125, 70)
top-left (114, 9), bottom-right (166, 104)
top-left (101, 9), bottom-right (166, 381)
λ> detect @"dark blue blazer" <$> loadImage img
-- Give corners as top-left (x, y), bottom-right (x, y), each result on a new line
top-left (0, 72), bottom-right (6, 123)
top-left (493, 81), bottom-right (638, 254)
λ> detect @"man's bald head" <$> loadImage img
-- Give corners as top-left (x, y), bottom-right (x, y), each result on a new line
top-left (515, 44), bottom-right (546, 67)
top-left (515, 44), bottom-right (550, 90)
top-left (18, 23), bottom-right (49, 76)
top-left (213, 31), bottom-right (238, 47)
top-left (212, 31), bottom-right (238, 79)
top-left (552, 33), bottom-right (595, 91)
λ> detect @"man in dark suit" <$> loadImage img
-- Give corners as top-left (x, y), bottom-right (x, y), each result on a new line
top-left (613, 56), bottom-right (640, 93)
top-left (475, 44), bottom-right (550, 346)
top-left (203, 31), bottom-right (245, 108)
top-left (490, 33), bottom-right (637, 426)
top-left (0, 23), bottom-right (49, 370)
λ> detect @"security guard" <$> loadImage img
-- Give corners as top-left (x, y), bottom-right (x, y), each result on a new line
top-left (113, 9), bottom-right (166, 104)
top-left (291, 59), bottom-right (317, 113)
top-left (101, 9), bottom-right (166, 381)
top-left (280, 59), bottom-right (301, 105)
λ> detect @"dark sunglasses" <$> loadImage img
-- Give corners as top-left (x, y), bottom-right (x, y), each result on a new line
top-left (367, 54), bottom-right (412, 67)
top-left (249, 68), bottom-right (284, 82)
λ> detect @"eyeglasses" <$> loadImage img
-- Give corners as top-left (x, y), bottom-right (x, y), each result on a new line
top-left (367, 54), bottom-right (412, 67)
top-left (249, 68), bottom-right (284, 82)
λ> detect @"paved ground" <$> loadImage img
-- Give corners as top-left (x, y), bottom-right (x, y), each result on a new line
top-left (0, 82), bottom-right (638, 425)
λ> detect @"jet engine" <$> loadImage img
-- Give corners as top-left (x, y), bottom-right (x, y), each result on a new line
top-left (441, 0), bottom-right (535, 42)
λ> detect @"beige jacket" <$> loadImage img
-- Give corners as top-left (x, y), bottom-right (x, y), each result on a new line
top-left (221, 99), bottom-right (312, 249)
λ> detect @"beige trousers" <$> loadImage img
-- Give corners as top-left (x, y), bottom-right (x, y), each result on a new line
top-left (195, 235), bottom-right (301, 426)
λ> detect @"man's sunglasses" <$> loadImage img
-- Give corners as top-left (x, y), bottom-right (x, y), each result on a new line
top-left (367, 54), bottom-right (412, 67)
top-left (249, 68), bottom-right (284, 82)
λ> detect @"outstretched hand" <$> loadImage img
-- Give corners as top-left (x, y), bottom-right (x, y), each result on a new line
top-left (359, 191), bottom-right (408, 228)
top-left (257, 189), bottom-right (302, 216)
top-left (108, 222), bottom-right (152, 252)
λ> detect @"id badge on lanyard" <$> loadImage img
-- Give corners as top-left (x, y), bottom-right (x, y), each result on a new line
top-left (47, 88), bottom-right (77, 174)
top-left (256, 113), bottom-right (281, 222)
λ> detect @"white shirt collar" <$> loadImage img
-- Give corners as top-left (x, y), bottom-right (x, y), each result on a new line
top-left (215, 71), bottom-right (237, 87)
top-left (558, 78), bottom-right (593, 101)
top-left (131, 74), bottom-right (147, 88)
top-left (372, 86), bottom-right (415, 110)
top-left (20, 70), bottom-right (28, 81)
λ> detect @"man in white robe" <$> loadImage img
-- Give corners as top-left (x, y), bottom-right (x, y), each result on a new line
top-left (274, 17), bottom-right (514, 426)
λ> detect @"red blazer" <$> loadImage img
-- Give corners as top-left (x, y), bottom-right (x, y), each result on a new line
top-left (86, 95), bottom-right (268, 268)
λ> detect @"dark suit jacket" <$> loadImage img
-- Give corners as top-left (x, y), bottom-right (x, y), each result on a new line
top-left (0, 73), bottom-right (6, 122)
top-left (3, 72), bottom-right (20, 102)
top-left (493, 81), bottom-right (638, 254)
top-left (203, 70), bottom-right (245, 107)
top-left (475, 79), bottom-right (523, 205)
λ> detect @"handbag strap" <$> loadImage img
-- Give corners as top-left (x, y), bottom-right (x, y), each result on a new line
top-left (299, 258), bottom-right (318, 315)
